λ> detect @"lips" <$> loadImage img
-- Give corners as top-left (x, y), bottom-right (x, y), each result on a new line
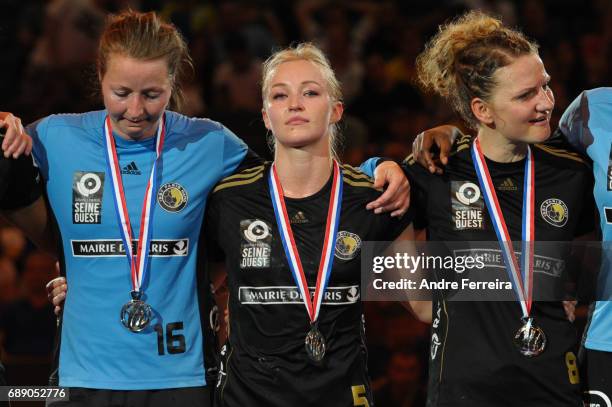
top-left (286, 117), bottom-right (309, 125)
top-left (529, 116), bottom-right (549, 124)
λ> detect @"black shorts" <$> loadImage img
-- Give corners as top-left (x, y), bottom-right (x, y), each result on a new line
top-left (46, 386), bottom-right (211, 407)
top-left (581, 348), bottom-right (612, 406)
top-left (215, 342), bottom-right (373, 407)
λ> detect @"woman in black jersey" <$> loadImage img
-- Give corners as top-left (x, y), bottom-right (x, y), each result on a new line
top-left (404, 11), bottom-right (594, 407)
top-left (205, 43), bottom-right (423, 407)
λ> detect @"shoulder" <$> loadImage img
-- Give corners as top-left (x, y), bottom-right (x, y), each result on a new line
top-left (532, 143), bottom-right (589, 169)
top-left (35, 110), bottom-right (105, 132)
top-left (165, 111), bottom-right (246, 147)
top-left (212, 163), bottom-right (266, 195)
top-left (580, 87), bottom-right (612, 106)
top-left (165, 111), bottom-right (225, 133)
top-left (340, 164), bottom-right (382, 200)
top-left (341, 164), bottom-right (375, 188)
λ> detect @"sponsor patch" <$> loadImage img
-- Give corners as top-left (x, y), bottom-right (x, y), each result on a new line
top-left (604, 207), bottom-right (612, 224)
top-left (240, 219), bottom-right (272, 269)
top-left (238, 285), bottom-right (360, 305)
top-left (157, 182), bottom-right (188, 212)
top-left (453, 248), bottom-right (565, 277)
top-left (71, 238), bottom-right (189, 257)
top-left (335, 231), bottom-right (362, 260)
top-left (73, 171), bottom-right (105, 224)
top-left (540, 198), bottom-right (569, 227)
top-left (585, 390), bottom-right (611, 407)
top-left (451, 181), bottom-right (485, 230)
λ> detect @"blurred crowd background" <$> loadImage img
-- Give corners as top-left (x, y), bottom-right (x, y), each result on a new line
top-left (1, 0), bottom-right (611, 405)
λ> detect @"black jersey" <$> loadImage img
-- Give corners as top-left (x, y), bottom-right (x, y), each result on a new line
top-left (404, 135), bottom-right (595, 407)
top-left (206, 162), bottom-right (411, 407)
top-left (0, 153), bottom-right (41, 210)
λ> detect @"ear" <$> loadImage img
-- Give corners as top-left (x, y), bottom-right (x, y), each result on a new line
top-left (330, 101), bottom-right (344, 124)
top-left (262, 108), bottom-right (271, 130)
top-left (471, 97), bottom-right (494, 125)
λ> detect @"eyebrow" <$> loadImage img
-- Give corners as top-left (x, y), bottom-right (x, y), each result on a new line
top-left (515, 75), bottom-right (551, 95)
top-left (112, 86), bottom-right (164, 93)
top-left (270, 80), bottom-right (322, 88)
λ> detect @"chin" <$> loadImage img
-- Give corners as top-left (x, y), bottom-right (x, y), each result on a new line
top-left (524, 127), bottom-right (551, 144)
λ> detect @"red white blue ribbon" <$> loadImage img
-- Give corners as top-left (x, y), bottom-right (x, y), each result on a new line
top-left (471, 139), bottom-right (534, 318)
top-left (103, 115), bottom-right (165, 293)
top-left (268, 161), bottom-right (343, 323)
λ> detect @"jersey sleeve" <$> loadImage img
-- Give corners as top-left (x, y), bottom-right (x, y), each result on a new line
top-left (0, 153), bottom-right (42, 210)
top-left (358, 157), bottom-right (380, 177)
top-left (218, 125), bottom-right (250, 179)
top-left (558, 91), bottom-right (590, 154)
top-left (401, 155), bottom-right (432, 230)
top-left (558, 88), bottom-right (612, 155)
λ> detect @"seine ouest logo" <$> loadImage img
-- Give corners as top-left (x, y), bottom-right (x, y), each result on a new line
top-left (157, 182), bottom-right (188, 212)
top-left (540, 198), bottom-right (569, 227)
top-left (455, 182), bottom-right (481, 205)
top-left (73, 171), bottom-right (105, 224)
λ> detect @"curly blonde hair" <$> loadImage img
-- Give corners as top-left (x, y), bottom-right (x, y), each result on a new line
top-left (416, 11), bottom-right (538, 128)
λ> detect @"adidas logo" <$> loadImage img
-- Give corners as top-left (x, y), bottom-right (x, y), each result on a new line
top-left (121, 161), bottom-right (141, 175)
top-left (497, 178), bottom-right (517, 191)
top-left (290, 211), bottom-right (308, 224)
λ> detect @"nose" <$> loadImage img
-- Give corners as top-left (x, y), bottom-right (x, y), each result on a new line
top-left (287, 93), bottom-right (304, 111)
top-left (537, 87), bottom-right (554, 113)
top-left (126, 94), bottom-right (145, 119)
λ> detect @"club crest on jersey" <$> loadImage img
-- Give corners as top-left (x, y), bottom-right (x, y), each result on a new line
top-left (240, 219), bottom-right (272, 269)
top-left (72, 171), bottom-right (105, 224)
top-left (335, 231), bottom-right (362, 261)
top-left (157, 182), bottom-right (188, 212)
top-left (451, 181), bottom-right (485, 230)
top-left (540, 198), bottom-right (568, 227)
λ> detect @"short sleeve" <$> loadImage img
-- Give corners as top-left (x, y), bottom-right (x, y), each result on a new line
top-left (0, 154), bottom-right (42, 210)
top-left (401, 155), bottom-right (432, 230)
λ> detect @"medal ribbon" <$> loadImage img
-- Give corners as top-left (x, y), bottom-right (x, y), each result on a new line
top-left (103, 115), bottom-right (165, 293)
top-left (268, 161), bottom-right (343, 323)
top-left (471, 139), bottom-right (534, 317)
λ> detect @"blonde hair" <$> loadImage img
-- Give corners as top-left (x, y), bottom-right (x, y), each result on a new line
top-left (416, 11), bottom-right (538, 128)
top-left (261, 43), bottom-right (343, 159)
top-left (97, 10), bottom-right (193, 111)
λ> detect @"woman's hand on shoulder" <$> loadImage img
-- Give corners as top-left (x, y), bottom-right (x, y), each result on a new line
top-left (367, 161), bottom-right (410, 217)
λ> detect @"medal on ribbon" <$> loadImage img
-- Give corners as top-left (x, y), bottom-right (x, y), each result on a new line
top-left (268, 161), bottom-right (343, 363)
top-left (103, 115), bottom-right (165, 333)
top-left (471, 139), bottom-right (546, 357)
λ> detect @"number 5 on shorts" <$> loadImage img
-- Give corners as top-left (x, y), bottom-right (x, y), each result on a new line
top-left (351, 385), bottom-right (370, 407)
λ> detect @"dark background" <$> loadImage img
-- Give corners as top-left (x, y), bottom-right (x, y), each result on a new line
top-left (1, 0), bottom-right (610, 406)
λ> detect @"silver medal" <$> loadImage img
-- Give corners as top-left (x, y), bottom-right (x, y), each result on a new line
top-left (305, 325), bottom-right (326, 363)
top-left (513, 317), bottom-right (546, 357)
top-left (120, 291), bottom-right (152, 333)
